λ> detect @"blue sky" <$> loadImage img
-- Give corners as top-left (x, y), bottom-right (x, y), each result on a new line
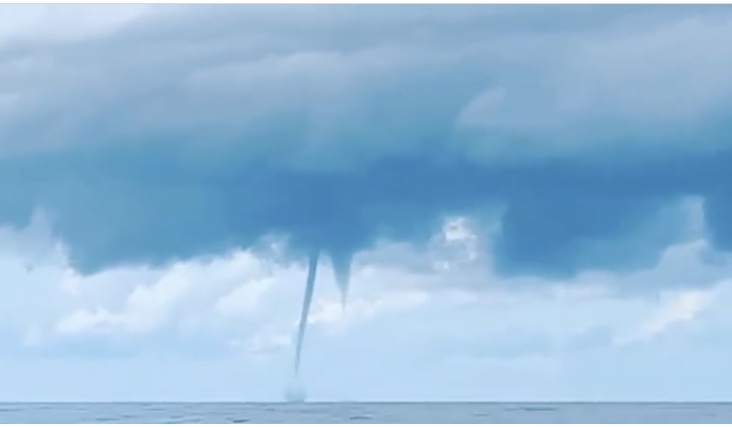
top-left (2, 4), bottom-right (732, 401)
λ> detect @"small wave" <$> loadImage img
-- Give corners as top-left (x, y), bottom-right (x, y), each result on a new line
top-left (349, 414), bottom-right (372, 421)
top-left (518, 406), bottom-right (557, 412)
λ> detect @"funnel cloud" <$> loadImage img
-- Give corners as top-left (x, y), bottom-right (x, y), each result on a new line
top-left (294, 251), bottom-right (319, 377)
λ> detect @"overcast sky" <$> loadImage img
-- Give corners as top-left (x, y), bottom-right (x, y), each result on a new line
top-left (2, 4), bottom-right (732, 401)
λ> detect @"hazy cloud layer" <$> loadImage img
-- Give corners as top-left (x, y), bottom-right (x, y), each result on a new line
top-left (1, 209), bottom-right (732, 400)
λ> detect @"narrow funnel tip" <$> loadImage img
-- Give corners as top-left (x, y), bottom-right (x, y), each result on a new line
top-left (340, 291), bottom-right (348, 311)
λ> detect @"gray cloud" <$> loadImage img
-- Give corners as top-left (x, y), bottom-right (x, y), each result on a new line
top-left (2, 5), bottom-right (732, 283)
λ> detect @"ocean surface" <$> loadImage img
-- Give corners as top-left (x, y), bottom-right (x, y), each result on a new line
top-left (0, 402), bottom-right (731, 423)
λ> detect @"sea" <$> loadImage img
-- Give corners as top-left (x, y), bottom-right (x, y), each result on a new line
top-left (0, 402), bottom-right (730, 423)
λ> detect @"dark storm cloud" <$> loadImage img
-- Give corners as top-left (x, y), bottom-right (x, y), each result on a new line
top-left (2, 4), bottom-right (732, 280)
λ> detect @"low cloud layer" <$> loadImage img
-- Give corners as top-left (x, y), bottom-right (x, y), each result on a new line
top-left (2, 4), bottom-right (732, 286)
